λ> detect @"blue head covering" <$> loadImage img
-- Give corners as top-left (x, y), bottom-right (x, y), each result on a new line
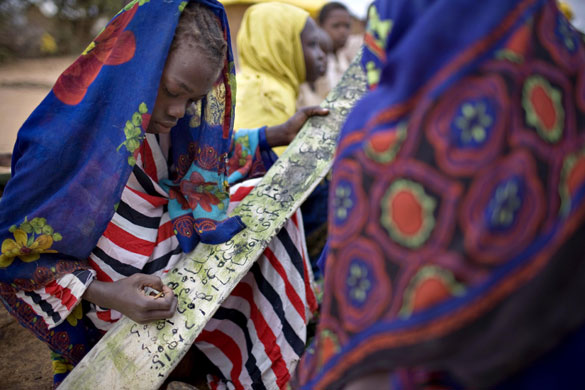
top-left (0, 0), bottom-right (238, 377)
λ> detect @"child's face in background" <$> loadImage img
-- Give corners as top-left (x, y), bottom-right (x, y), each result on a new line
top-left (301, 18), bottom-right (327, 83)
top-left (321, 8), bottom-right (351, 52)
top-left (317, 28), bottom-right (333, 78)
top-left (319, 28), bottom-right (334, 55)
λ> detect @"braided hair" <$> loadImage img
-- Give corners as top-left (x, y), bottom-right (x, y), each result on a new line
top-left (171, 2), bottom-right (227, 68)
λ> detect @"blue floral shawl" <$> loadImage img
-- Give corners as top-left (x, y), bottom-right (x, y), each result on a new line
top-left (298, 0), bottom-right (585, 389)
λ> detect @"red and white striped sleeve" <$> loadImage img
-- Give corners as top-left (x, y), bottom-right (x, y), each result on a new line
top-left (15, 269), bottom-right (96, 329)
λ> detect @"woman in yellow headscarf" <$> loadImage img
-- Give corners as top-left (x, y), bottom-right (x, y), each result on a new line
top-left (234, 2), bottom-right (326, 155)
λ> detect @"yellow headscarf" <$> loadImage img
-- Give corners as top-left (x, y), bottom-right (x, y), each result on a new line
top-left (234, 2), bottom-right (309, 155)
top-left (558, 1), bottom-right (574, 21)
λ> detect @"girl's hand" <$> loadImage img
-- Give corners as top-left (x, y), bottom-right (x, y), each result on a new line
top-left (265, 106), bottom-right (329, 147)
top-left (83, 274), bottom-right (178, 324)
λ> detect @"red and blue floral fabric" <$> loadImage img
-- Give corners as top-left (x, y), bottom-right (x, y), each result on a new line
top-left (0, 0), bottom-right (274, 385)
top-left (298, 0), bottom-right (585, 389)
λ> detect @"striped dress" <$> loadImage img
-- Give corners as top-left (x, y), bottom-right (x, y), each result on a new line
top-left (21, 133), bottom-right (317, 390)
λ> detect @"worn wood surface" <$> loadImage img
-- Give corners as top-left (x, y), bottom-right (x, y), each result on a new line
top-left (58, 56), bottom-right (366, 390)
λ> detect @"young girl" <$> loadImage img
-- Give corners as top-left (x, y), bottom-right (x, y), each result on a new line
top-left (0, 1), bottom-right (326, 388)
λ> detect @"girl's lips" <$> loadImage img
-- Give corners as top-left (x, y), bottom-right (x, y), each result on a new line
top-left (156, 121), bottom-right (175, 132)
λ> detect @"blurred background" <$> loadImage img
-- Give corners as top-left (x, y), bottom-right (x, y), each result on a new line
top-left (567, 0), bottom-right (585, 31)
top-left (0, 0), bottom-right (368, 62)
top-left (0, 0), bottom-right (583, 159)
top-left (0, 0), bottom-right (368, 160)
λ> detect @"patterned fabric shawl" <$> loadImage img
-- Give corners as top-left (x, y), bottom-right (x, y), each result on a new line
top-left (297, 0), bottom-right (585, 389)
top-left (0, 0), bottom-right (243, 366)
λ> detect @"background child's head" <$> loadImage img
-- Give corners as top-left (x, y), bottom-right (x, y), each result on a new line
top-left (318, 28), bottom-right (334, 56)
top-left (318, 2), bottom-right (352, 53)
top-left (301, 18), bottom-right (327, 83)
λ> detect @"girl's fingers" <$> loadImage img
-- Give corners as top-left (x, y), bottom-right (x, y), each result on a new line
top-left (133, 273), bottom-right (165, 291)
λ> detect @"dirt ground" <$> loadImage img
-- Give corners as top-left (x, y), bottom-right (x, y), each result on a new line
top-left (0, 56), bottom-right (74, 390)
top-left (0, 304), bottom-right (53, 390)
top-left (0, 56), bottom-right (75, 156)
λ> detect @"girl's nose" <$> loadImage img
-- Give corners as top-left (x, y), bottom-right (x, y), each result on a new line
top-left (167, 100), bottom-right (187, 120)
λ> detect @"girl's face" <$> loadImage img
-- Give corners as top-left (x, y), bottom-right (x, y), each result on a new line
top-left (322, 9), bottom-right (351, 52)
top-left (147, 47), bottom-right (221, 134)
top-left (301, 18), bottom-right (327, 83)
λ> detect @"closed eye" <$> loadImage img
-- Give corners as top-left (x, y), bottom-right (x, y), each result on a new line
top-left (164, 85), bottom-right (179, 98)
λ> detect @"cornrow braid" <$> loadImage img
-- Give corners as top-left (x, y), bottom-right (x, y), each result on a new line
top-left (171, 2), bottom-right (227, 68)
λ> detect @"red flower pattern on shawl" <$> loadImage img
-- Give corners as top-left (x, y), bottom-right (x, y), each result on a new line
top-left (53, 3), bottom-right (138, 105)
top-left (178, 172), bottom-right (221, 212)
top-left (227, 141), bottom-right (253, 177)
top-left (141, 113), bottom-right (151, 131)
top-left (168, 187), bottom-right (191, 211)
